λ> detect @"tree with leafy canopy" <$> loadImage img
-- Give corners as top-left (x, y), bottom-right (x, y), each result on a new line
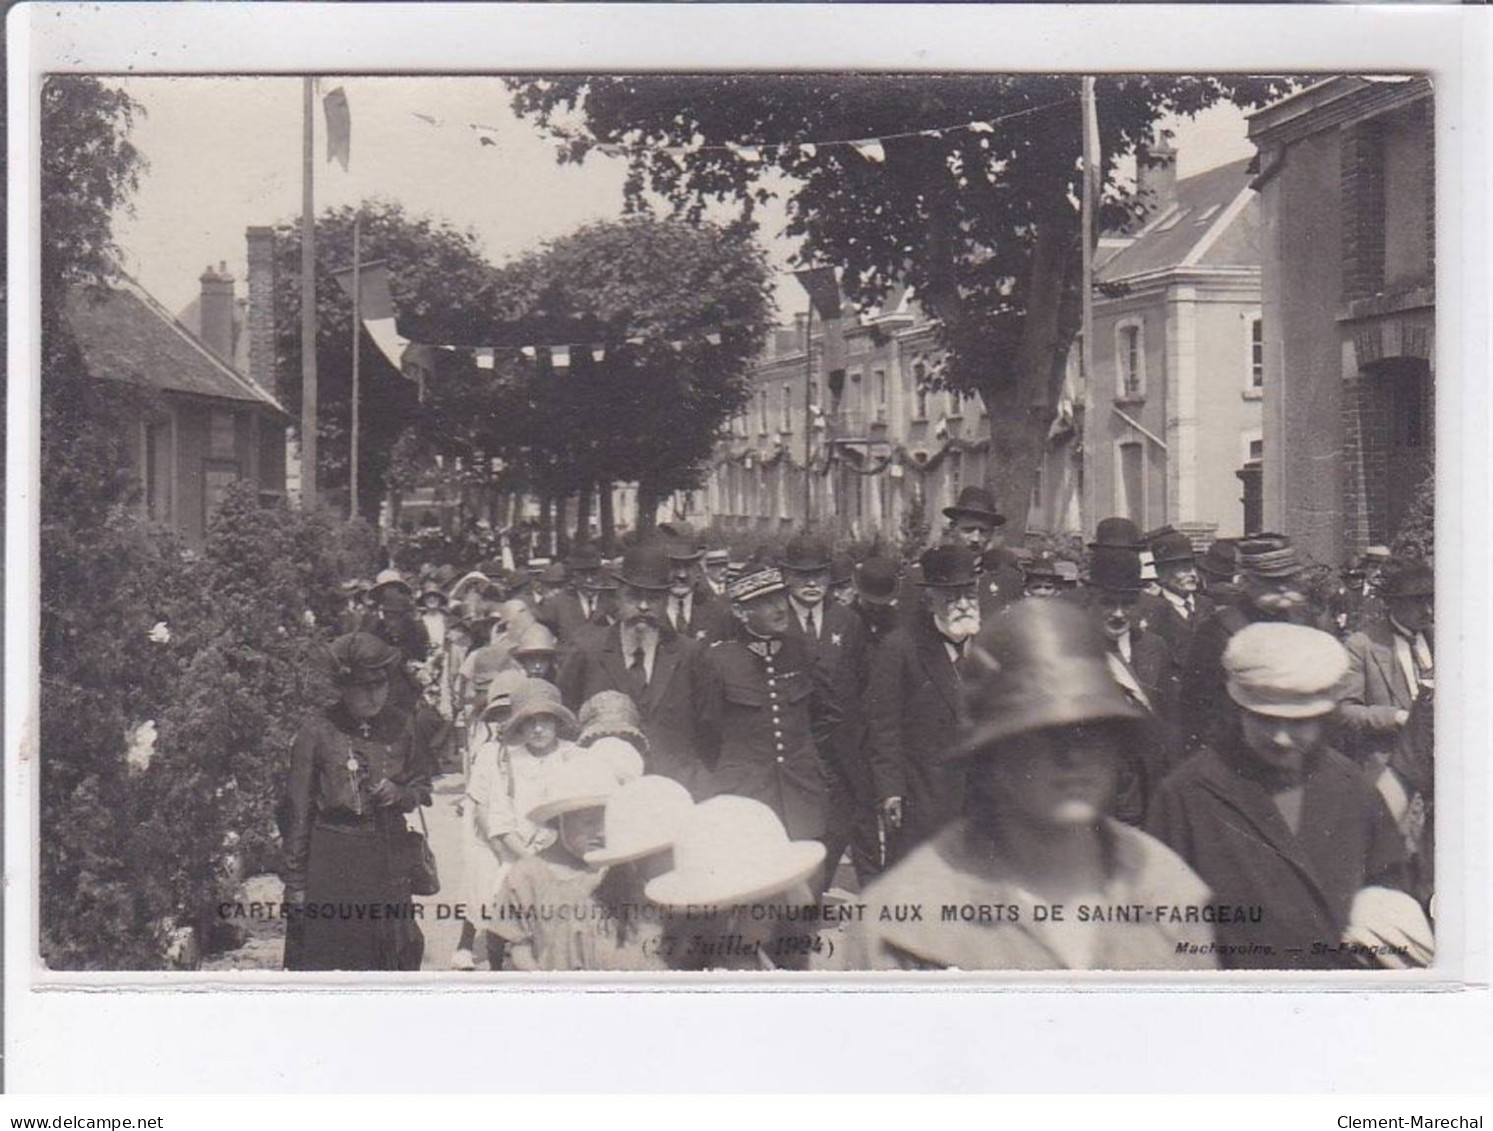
top-left (507, 74), bottom-right (1301, 527)
top-left (409, 214), bottom-right (773, 540)
top-left (271, 200), bottom-right (497, 521)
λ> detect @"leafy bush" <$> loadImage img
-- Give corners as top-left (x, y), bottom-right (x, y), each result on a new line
top-left (1392, 472), bottom-right (1434, 564)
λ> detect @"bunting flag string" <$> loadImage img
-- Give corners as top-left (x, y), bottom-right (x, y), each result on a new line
top-left (408, 96), bottom-right (1077, 165)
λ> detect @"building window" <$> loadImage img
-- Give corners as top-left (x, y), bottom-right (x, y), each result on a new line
top-left (1248, 438), bottom-right (1264, 462)
top-left (1245, 312), bottom-right (1264, 395)
top-left (1116, 320), bottom-right (1145, 400)
top-left (758, 388), bottom-right (769, 434)
top-left (947, 389), bottom-right (962, 418)
top-left (913, 360), bottom-right (929, 419)
top-left (1029, 461), bottom-right (1045, 530)
top-left (782, 383), bottom-right (793, 432)
top-left (208, 409), bottom-right (237, 460)
top-left (1117, 440), bottom-right (1145, 526)
top-left (874, 369), bottom-right (887, 422)
top-left (948, 450), bottom-right (963, 508)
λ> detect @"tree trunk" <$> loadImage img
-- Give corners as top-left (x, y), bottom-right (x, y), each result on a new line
top-left (554, 495), bottom-right (571, 560)
top-left (635, 478), bottom-right (660, 536)
top-left (538, 494), bottom-right (554, 558)
top-left (598, 480), bottom-right (616, 552)
top-left (979, 207), bottom-right (1080, 538)
top-left (574, 484), bottom-right (594, 547)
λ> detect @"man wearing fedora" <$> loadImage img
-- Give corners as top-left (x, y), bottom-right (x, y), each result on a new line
top-left (556, 543), bottom-right (706, 792)
top-left (943, 485), bottom-right (1024, 616)
top-left (538, 544), bottom-right (616, 647)
top-left (865, 544), bottom-right (984, 861)
top-left (693, 562), bottom-right (843, 856)
top-left (1179, 533), bottom-right (1313, 755)
top-left (1082, 544), bottom-right (1181, 813)
top-left (663, 534), bottom-right (733, 644)
top-left (848, 601), bottom-right (1217, 971)
top-left (1146, 530), bottom-right (1215, 666)
top-left (1339, 558), bottom-right (1435, 909)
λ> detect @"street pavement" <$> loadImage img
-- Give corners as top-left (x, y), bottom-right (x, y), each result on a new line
top-left (415, 773), bottom-right (472, 971)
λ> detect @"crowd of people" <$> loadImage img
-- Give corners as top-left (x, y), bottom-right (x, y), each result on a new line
top-left (278, 485), bottom-right (1435, 974)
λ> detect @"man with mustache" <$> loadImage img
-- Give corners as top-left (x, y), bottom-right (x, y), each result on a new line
top-left (662, 532), bottom-right (733, 644)
top-left (537, 543), bottom-right (618, 648)
top-left (942, 485), bottom-right (1025, 617)
top-left (1082, 544), bottom-right (1180, 816)
top-left (1146, 530), bottom-right (1215, 665)
top-left (556, 542), bottom-right (705, 791)
top-left (865, 544), bottom-right (983, 861)
top-left (1179, 533), bottom-right (1313, 755)
top-left (693, 562), bottom-right (844, 866)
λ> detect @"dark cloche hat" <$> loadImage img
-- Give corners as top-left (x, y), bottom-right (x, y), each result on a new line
top-left (917, 544), bottom-right (979, 588)
top-left (956, 600), bottom-right (1147, 758)
top-left (1197, 538), bottom-right (1238, 580)
top-left (943, 485), bottom-right (1007, 527)
top-left (567, 544), bottom-right (604, 572)
top-left (613, 542), bottom-right (674, 592)
top-left (854, 557), bottom-right (900, 606)
top-left (778, 532), bottom-right (834, 572)
top-left (328, 632), bottom-right (401, 687)
top-left (1088, 517), bottom-right (1146, 551)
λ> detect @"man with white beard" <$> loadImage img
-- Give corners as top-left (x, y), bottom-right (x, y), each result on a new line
top-left (865, 544), bottom-right (984, 862)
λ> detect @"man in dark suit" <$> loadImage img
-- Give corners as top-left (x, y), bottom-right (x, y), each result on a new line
top-left (1146, 530), bottom-right (1215, 668)
top-left (556, 543), bottom-right (704, 791)
top-left (1081, 544), bottom-right (1180, 817)
top-left (865, 544), bottom-right (981, 860)
top-left (538, 544), bottom-right (616, 648)
top-left (942, 485), bottom-right (1023, 616)
top-left (776, 532), bottom-right (873, 886)
top-left (1339, 558), bottom-right (1434, 773)
top-left (663, 535), bottom-right (734, 644)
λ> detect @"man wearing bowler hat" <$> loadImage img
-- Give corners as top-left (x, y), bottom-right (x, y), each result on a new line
top-left (1179, 532), bottom-right (1312, 755)
top-left (865, 544), bottom-right (984, 860)
top-left (777, 531), bottom-right (871, 885)
top-left (1147, 530), bottom-right (1215, 665)
top-left (556, 543), bottom-right (705, 791)
top-left (663, 533), bottom-right (733, 643)
top-left (693, 562), bottom-right (844, 856)
top-left (943, 485), bottom-right (1024, 615)
top-left (539, 543), bottom-right (616, 646)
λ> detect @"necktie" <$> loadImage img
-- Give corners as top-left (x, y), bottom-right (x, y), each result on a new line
top-left (807, 608), bottom-right (819, 639)
top-left (629, 644), bottom-right (648, 692)
top-left (1185, 595), bottom-right (1195, 617)
top-left (672, 597), bottom-right (685, 631)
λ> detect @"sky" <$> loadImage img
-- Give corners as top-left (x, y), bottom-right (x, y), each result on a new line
top-left (107, 75), bottom-right (1260, 324)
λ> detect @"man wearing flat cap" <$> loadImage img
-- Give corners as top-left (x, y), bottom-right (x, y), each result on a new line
top-left (864, 544), bottom-right (984, 861)
top-left (1149, 623), bottom-right (1425, 969)
top-left (556, 542), bottom-right (705, 791)
top-left (693, 562), bottom-right (844, 860)
top-left (1178, 532), bottom-right (1313, 755)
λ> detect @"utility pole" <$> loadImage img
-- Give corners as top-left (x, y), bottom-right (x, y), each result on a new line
top-left (1079, 76), bottom-right (1099, 538)
top-left (349, 211), bottom-right (361, 521)
top-left (802, 302), bottom-right (814, 525)
top-left (300, 76), bottom-right (319, 509)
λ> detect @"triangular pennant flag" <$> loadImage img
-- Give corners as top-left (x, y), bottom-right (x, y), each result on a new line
top-left (798, 143), bottom-right (817, 159)
top-left (520, 346), bottom-right (537, 361)
top-left (591, 345), bottom-right (606, 363)
top-left (323, 87), bottom-right (351, 170)
top-left (968, 121), bottom-right (995, 134)
top-left (669, 340), bottom-right (684, 353)
top-left (920, 129), bottom-right (943, 139)
top-left (550, 345), bottom-right (571, 370)
top-left (850, 139), bottom-right (886, 164)
top-left (331, 260), bottom-right (395, 321)
top-left (476, 349), bottom-right (495, 370)
top-left (726, 143), bottom-right (761, 163)
top-left (362, 319), bottom-right (409, 371)
top-left (626, 335), bottom-right (645, 346)
top-left (704, 331), bottom-right (722, 346)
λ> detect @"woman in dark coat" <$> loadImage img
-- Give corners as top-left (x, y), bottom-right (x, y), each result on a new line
top-left (282, 632), bottom-right (434, 971)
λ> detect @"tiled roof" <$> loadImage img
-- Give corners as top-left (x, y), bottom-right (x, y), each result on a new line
top-left (65, 278), bottom-right (285, 413)
top-left (1097, 157), bottom-right (1259, 282)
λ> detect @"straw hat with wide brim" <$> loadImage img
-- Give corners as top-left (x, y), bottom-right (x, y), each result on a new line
top-left (526, 756), bottom-right (625, 825)
top-left (584, 775), bottom-right (696, 866)
top-left (644, 795), bottom-right (827, 907)
top-left (369, 568), bottom-right (413, 599)
top-left (502, 678), bottom-right (579, 743)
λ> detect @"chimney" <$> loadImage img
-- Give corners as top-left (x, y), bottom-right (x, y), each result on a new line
top-left (246, 227), bottom-right (279, 399)
top-left (198, 261), bottom-right (236, 362)
top-left (1137, 137), bottom-right (1178, 218)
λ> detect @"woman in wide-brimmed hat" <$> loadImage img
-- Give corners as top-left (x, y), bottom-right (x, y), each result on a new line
top-left (575, 689), bottom-right (649, 782)
top-left (281, 632), bottom-right (434, 972)
top-left (847, 601), bottom-right (1217, 972)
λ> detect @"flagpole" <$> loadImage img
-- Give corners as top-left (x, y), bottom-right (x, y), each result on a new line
top-left (802, 301), bottom-right (814, 527)
top-left (300, 76), bottom-right (319, 510)
top-left (350, 211), bottom-right (361, 522)
top-left (1079, 76), bottom-right (1098, 539)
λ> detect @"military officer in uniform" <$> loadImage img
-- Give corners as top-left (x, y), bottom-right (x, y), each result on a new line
top-left (693, 562), bottom-right (844, 867)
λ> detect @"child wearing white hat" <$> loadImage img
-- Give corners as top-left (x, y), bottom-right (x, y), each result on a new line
top-left (645, 795), bottom-right (828, 971)
top-left (491, 756), bottom-right (625, 971)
